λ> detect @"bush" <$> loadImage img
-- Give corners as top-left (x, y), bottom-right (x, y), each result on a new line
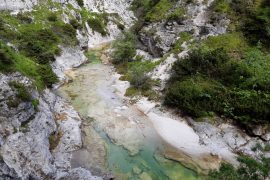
top-left (170, 48), bottom-right (229, 82)
top-left (112, 32), bottom-right (136, 64)
top-left (0, 42), bottom-right (15, 72)
top-left (0, 48), bottom-right (13, 65)
top-left (165, 76), bottom-right (227, 117)
top-left (87, 16), bottom-right (108, 36)
top-left (19, 28), bottom-right (60, 64)
top-left (165, 45), bottom-right (270, 124)
top-left (76, 0), bottom-right (84, 7)
top-left (70, 19), bottom-right (82, 29)
top-left (38, 64), bottom-right (58, 88)
top-left (208, 156), bottom-right (270, 180)
top-left (9, 81), bottom-right (32, 102)
top-left (229, 90), bottom-right (270, 123)
top-left (17, 13), bottom-right (32, 23)
top-left (145, 0), bottom-right (173, 22)
top-left (167, 7), bottom-right (186, 22)
top-left (128, 65), bottom-right (152, 90)
top-left (47, 13), bottom-right (58, 22)
top-left (52, 23), bottom-right (78, 46)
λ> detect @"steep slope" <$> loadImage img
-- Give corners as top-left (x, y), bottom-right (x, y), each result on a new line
top-left (111, 0), bottom-right (270, 178)
top-left (0, 0), bottom-right (134, 179)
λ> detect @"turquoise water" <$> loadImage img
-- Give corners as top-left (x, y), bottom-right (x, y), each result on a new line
top-left (95, 126), bottom-right (198, 180)
top-left (59, 60), bottom-right (199, 180)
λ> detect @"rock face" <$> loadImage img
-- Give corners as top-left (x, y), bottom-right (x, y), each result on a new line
top-left (0, 0), bottom-right (136, 179)
top-left (0, 0), bottom-right (38, 10)
top-left (0, 73), bottom-right (101, 179)
top-left (52, 46), bottom-right (88, 82)
top-left (141, 0), bottom-right (229, 87)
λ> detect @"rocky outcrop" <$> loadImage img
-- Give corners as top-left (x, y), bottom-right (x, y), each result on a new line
top-left (140, 0), bottom-right (229, 88)
top-left (0, 0), bottom-right (38, 10)
top-left (0, 73), bottom-right (102, 179)
top-left (52, 46), bottom-right (87, 83)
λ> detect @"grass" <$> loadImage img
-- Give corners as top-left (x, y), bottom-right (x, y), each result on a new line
top-left (145, 0), bottom-right (174, 22)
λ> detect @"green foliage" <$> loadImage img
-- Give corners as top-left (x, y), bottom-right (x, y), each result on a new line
top-left (208, 163), bottom-right (239, 180)
top-left (112, 32), bottom-right (136, 64)
top-left (145, 0), bottom-right (173, 22)
top-left (208, 156), bottom-right (270, 180)
top-left (211, 0), bottom-right (230, 14)
top-left (265, 144), bottom-right (270, 151)
top-left (18, 27), bottom-right (60, 64)
top-left (165, 76), bottom-right (227, 117)
top-left (47, 13), bottom-right (58, 22)
top-left (16, 13), bottom-right (32, 23)
top-left (75, 0), bottom-right (84, 7)
top-left (70, 19), bottom-right (82, 29)
top-left (37, 64), bottom-right (58, 88)
top-left (52, 22), bottom-right (78, 46)
top-left (8, 81), bottom-right (32, 102)
top-left (0, 45), bottom-right (14, 72)
top-left (87, 13), bottom-right (109, 36)
top-left (0, 2), bottom-right (83, 90)
top-left (128, 64), bottom-right (152, 90)
top-left (172, 32), bottom-right (192, 53)
top-left (31, 99), bottom-right (39, 110)
top-left (167, 7), bottom-right (186, 22)
top-left (165, 42), bottom-right (270, 124)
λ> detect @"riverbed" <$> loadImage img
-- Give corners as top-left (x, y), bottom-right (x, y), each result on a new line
top-left (57, 56), bottom-right (198, 179)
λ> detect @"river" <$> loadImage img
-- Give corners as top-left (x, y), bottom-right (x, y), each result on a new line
top-left (57, 49), bottom-right (198, 179)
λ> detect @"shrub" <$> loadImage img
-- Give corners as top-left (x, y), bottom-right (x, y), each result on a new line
top-left (47, 13), bottom-right (58, 22)
top-left (166, 45), bottom-right (270, 123)
top-left (208, 156), bottom-right (270, 180)
top-left (70, 19), bottom-right (82, 29)
top-left (0, 48), bottom-right (13, 65)
top-left (165, 76), bottom-right (227, 117)
top-left (0, 18), bottom-right (4, 30)
top-left (17, 13), bottom-right (32, 23)
top-left (170, 48), bottom-right (229, 82)
top-left (75, 0), bottom-right (84, 7)
top-left (112, 32), bottom-right (136, 64)
top-left (229, 90), bottom-right (270, 123)
top-left (9, 81), bottom-right (32, 102)
top-left (128, 65), bottom-right (152, 90)
top-left (145, 0), bottom-right (173, 22)
top-left (167, 7), bottom-right (186, 22)
top-left (0, 42), bottom-right (15, 72)
top-left (87, 16), bottom-right (108, 36)
top-left (19, 28), bottom-right (60, 64)
top-left (38, 64), bottom-right (58, 88)
top-left (52, 23), bottom-right (78, 46)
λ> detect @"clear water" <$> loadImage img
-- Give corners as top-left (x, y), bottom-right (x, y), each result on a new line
top-left (59, 59), bottom-right (199, 180)
top-left (95, 126), bottom-right (197, 180)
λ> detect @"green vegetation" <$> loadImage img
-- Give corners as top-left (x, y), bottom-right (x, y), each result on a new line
top-left (9, 81), bottom-right (32, 102)
top-left (165, 0), bottom-right (270, 127)
top-left (0, 3), bottom-right (82, 88)
top-left (112, 32), bottom-right (136, 64)
top-left (49, 131), bottom-right (63, 150)
top-left (112, 32), bottom-right (160, 100)
top-left (167, 7), bottom-right (186, 22)
top-left (208, 156), bottom-right (270, 180)
top-left (76, 0), bottom-right (84, 7)
top-left (18, 28), bottom-right (60, 64)
top-left (132, 0), bottom-right (186, 24)
top-left (87, 15), bottom-right (108, 36)
top-left (145, 0), bottom-right (173, 22)
top-left (165, 39), bottom-right (270, 124)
